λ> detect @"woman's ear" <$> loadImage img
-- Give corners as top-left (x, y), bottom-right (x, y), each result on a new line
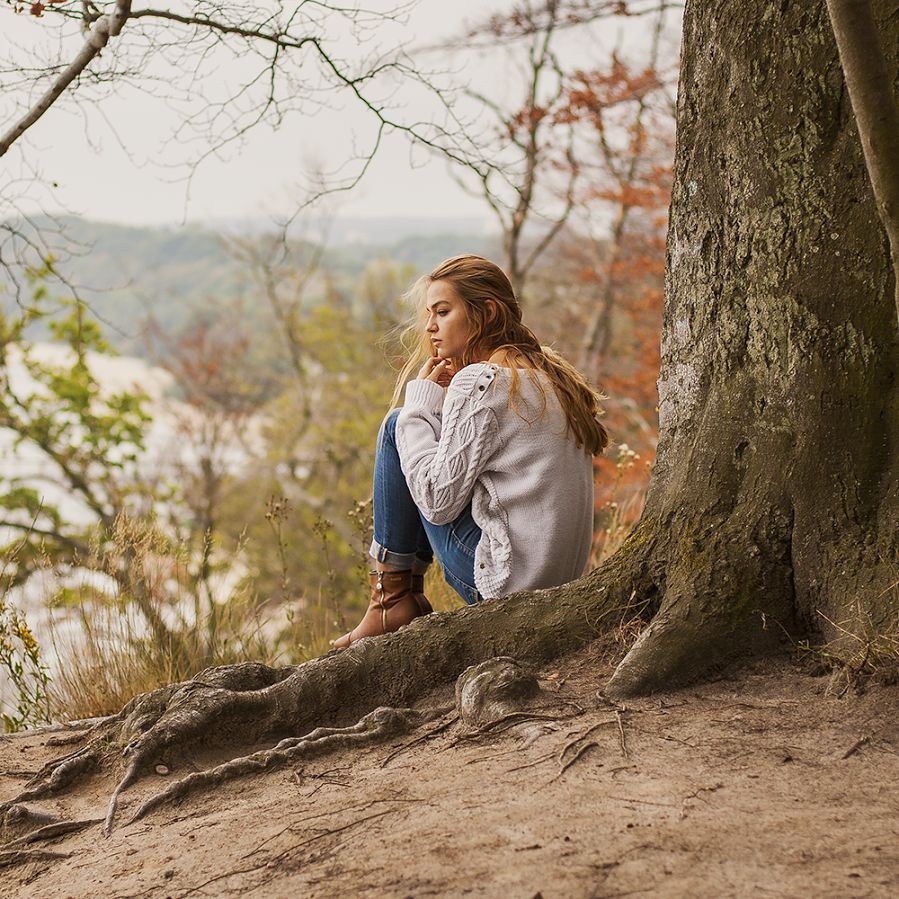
top-left (485, 300), bottom-right (497, 324)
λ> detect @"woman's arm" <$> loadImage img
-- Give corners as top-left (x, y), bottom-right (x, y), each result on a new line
top-left (396, 365), bottom-right (501, 525)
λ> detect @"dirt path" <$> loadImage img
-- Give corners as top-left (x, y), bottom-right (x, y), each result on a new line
top-left (2, 648), bottom-right (898, 898)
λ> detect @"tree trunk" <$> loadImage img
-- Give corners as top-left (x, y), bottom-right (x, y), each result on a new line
top-left (606, 0), bottom-right (899, 695)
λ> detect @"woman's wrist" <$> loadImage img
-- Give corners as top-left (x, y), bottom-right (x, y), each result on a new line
top-left (404, 378), bottom-right (445, 415)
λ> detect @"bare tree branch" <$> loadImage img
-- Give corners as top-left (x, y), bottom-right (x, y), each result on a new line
top-left (420, 1), bottom-right (681, 51)
top-left (0, 519), bottom-right (91, 557)
top-left (0, 1), bottom-right (132, 158)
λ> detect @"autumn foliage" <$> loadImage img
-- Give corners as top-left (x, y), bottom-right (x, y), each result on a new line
top-left (456, 2), bottom-right (677, 559)
top-left (556, 53), bottom-right (675, 558)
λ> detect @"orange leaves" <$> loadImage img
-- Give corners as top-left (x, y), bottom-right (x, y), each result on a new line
top-left (5, 0), bottom-right (63, 14)
top-left (564, 62), bottom-right (662, 121)
top-left (588, 180), bottom-right (670, 210)
top-left (504, 102), bottom-right (553, 143)
top-left (554, 54), bottom-right (675, 533)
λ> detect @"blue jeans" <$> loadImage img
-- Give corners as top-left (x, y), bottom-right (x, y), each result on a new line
top-left (370, 409), bottom-right (482, 605)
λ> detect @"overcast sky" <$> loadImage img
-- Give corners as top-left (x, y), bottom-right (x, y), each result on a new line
top-left (2, 2), bottom-right (678, 229)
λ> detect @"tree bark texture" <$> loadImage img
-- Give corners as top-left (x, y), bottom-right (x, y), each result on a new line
top-left (607, 0), bottom-right (899, 695)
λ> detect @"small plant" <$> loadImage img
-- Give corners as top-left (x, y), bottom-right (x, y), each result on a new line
top-left (591, 443), bottom-right (649, 566)
top-left (346, 496), bottom-right (375, 590)
top-left (0, 596), bottom-right (52, 732)
top-left (816, 600), bottom-right (899, 695)
top-left (0, 527), bottom-right (52, 732)
top-left (264, 495), bottom-right (293, 603)
top-left (264, 496), bottom-right (346, 661)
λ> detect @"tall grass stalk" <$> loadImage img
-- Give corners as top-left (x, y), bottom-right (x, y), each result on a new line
top-left (591, 443), bottom-right (649, 566)
top-left (47, 593), bottom-right (276, 720)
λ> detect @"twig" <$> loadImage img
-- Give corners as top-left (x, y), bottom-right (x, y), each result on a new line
top-left (443, 711), bottom-right (571, 749)
top-left (556, 740), bottom-right (599, 777)
top-left (679, 783), bottom-right (723, 820)
top-left (616, 710), bottom-right (629, 760)
top-left (381, 713), bottom-right (459, 766)
top-left (607, 764), bottom-right (637, 776)
top-left (0, 2), bottom-right (132, 158)
top-left (551, 717), bottom-right (621, 780)
top-left (467, 747), bottom-right (522, 765)
top-left (506, 749), bottom-right (558, 773)
top-left (558, 718), bottom-right (617, 761)
top-left (242, 798), bottom-right (421, 859)
top-left (841, 735), bottom-right (871, 759)
top-left (181, 809), bottom-right (397, 897)
top-left (0, 848), bottom-right (70, 869)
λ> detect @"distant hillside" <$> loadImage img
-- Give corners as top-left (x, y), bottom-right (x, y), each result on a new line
top-left (1, 215), bottom-right (497, 356)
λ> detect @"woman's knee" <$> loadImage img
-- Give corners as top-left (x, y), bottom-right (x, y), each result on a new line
top-left (378, 408), bottom-right (401, 446)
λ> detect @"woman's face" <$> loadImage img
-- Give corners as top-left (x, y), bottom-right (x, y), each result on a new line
top-left (425, 280), bottom-right (472, 360)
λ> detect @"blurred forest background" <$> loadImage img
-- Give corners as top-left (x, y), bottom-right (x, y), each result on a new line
top-left (0, 0), bottom-right (679, 729)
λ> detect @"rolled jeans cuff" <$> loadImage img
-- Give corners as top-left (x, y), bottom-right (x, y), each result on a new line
top-left (369, 539), bottom-right (432, 570)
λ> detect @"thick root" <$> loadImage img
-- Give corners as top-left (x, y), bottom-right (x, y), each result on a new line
top-left (605, 517), bottom-right (794, 697)
top-left (455, 657), bottom-right (541, 727)
top-left (0, 748), bottom-right (100, 816)
top-left (128, 706), bottom-right (445, 826)
top-left (603, 604), bottom-right (761, 697)
top-left (0, 848), bottom-right (70, 869)
top-left (4, 540), bottom-right (650, 831)
top-left (603, 540), bottom-right (793, 699)
top-left (3, 818), bottom-right (101, 849)
top-left (0, 804), bottom-right (60, 841)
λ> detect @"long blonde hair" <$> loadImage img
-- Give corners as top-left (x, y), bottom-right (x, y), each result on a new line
top-left (390, 255), bottom-right (609, 455)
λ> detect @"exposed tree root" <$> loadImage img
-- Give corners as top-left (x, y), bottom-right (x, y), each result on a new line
top-left (0, 804), bottom-right (59, 840)
top-left (3, 818), bottom-right (100, 849)
top-left (126, 705), bottom-right (447, 828)
top-left (0, 848), bottom-right (70, 869)
top-left (455, 657), bottom-right (541, 727)
top-left (6, 746), bottom-right (100, 809)
top-left (1, 539), bottom-right (651, 833)
top-left (606, 513), bottom-right (795, 697)
top-left (380, 712), bottom-right (459, 767)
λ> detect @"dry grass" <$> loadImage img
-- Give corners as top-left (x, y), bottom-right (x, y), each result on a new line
top-left (44, 507), bottom-right (473, 724)
top-left (47, 594), bottom-right (277, 720)
top-left (791, 579), bottom-right (899, 696)
top-left (591, 444), bottom-right (649, 567)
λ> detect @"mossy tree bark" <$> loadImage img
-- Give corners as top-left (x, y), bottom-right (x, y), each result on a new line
top-left (606, 0), bottom-right (898, 695)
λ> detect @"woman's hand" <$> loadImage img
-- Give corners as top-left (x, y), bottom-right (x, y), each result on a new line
top-left (417, 356), bottom-right (455, 388)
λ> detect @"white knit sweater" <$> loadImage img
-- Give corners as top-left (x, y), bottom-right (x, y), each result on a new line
top-left (396, 362), bottom-right (594, 599)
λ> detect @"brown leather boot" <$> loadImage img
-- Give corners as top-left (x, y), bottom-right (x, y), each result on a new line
top-left (331, 569), bottom-right (433, 649)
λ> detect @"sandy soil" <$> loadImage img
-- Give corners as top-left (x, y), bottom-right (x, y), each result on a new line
top-left (1, 647), bottom-right (898, 899)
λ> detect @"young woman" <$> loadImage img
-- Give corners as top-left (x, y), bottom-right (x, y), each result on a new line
top-left (332, 254), bottom-right (608, 649)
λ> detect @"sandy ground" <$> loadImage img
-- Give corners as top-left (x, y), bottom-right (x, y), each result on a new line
top-left (1, 647), bottom-right (898, 899)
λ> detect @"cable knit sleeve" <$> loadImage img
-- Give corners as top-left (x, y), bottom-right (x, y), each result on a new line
top-left (396, 364), bottom-right (502, 526)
